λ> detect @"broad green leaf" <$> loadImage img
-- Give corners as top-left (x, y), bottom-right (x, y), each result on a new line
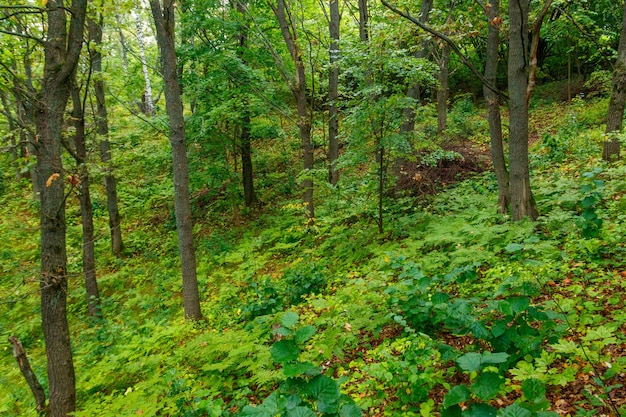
top-left (481, 352), bottom-right (509, 365)
top-left (457, 352), bottom-right (482, 372)
top-left (271, 340), bottom-right (300, 363)
top-left (521, 378), bottom-right (546, 403)
top-left (508, 297), bottom-right (530, 314)
top-left (339, 404), bottom-right (363, 417)
top-left (443, 385), bottom-right (471, 409)
top-left (283, 361), bottom-right (319, 377)
top-left (442, 404), bottom-right (463, 417)
top-left (470, 372), bottom-right (503, 401)
top-left (240, 405), bottom-right (272, 417)
top-left (505, 243), bottom-right (524, 253)
top-left (305, 375), bottom-right (340, 404)
top-left (463, 403), bottom-right (497, 417)
top-left (497, 403), bottom-right (532, 417)
top-left (287, 406), bottom-right (316, 417)
top-left (295, 325), bottom-right (316, 344)
top-left (281, 312), bottom-right (300, 328)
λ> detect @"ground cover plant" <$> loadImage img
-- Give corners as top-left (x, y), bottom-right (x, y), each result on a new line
top-left (1, 87), bottom-right (626, 417)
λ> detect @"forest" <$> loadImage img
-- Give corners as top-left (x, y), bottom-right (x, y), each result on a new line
top-left (1, 0), bottom-right (626, 416)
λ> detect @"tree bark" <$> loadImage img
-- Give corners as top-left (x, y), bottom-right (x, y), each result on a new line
top-left (603, 0), bottom-right (626, 161)
top-left (437, 42), bottom-right (450, 134)
top-left (358, 0), bottom-right (369, 42)
top-left (508, 0), bottom-right (537, 221)
top-left (149, 0), bottom-right (203, 321)
top-left (8, 336), bottom-right (46, 414)
top-left (89, 12), bottom-right (124, 257)
top-left (526, 0), bottom-right (553, 106)
top-left (270, 0), bottom-right (315, 220)
top-left (35, 1), bottom-right (88, 415)
top-left (0, 92), bottom-right (20, 179)
top-left (483, 0), bottom-right (509, 214)
top-left (70, 82), bottom-right (101, 319)
top-left (134, 8), bottom-right (156, 116)
top-left (328, 0), bottom-right (340, 185)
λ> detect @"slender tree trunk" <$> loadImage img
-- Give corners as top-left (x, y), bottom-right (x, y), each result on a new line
top-left (134, 8), bottom-right (156, 116)
top-left (36, 0), bottom-right (88, 415)
top-left (115, 14), bottom-right (129, 73)
top-left (603, 0), bottom-right (626, 161)
top-left (328, 0), bottom-right (340, 185)
top-left (89, 13), bottom-right (124, 257)
top-left (149, 0), bottom-right (203, 321)
top-left (508, 0), bottom-right (537, 221)
top-left (0, 92), bottom-right (20, 179)
top-left (270, 0), bottom-right (314, 220)
top-left (400, 0), bottom-right (433, 134)
top-left (437, 43), bottom-right (450, 134)
top-left (527, 0), bottom-right (553, 106)
top-left (483, 0), bottom-right (509, 214)
top-left (358, 0), bottom-right (368, 42)
top-left (19, 40), bottom-right (40, 200)
top-left (8, 336), bottom-right (46, 414)
top-left (71, 83), bottom-right (101, 319)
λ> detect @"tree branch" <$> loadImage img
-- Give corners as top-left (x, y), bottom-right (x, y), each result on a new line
top-left (8, 336), bottom-right (47, 414)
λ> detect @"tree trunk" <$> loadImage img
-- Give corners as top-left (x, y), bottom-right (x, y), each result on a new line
top-left (8, 336), bottom-right (46, 414)
top-left (71, 83), bottom-right (101, 319)
top-left (508, 0), bottom-right (537, 221)
top-left (603, 0), bottom-right (626, 161)
top-left (0, 92), bottom-right (20, 180)
top-left (134, 8), bottom-right (156, 116)
top-left (527, 0), bottom-right (553, 106)
top-left (115, 14), bottom-right (129, 74)
top-left (437, 42), bottom-right (450, 134)
top-left (89, 13), bottom-right (124, 257)
top-left (149, 0), bottom-right (203, 321)
top-left (400, 0), bottom-right (433, 134)
top-left (36, 1), bottom-right (88, 415)
top-left (358, 0), bottom-right (368, 42)
top-left (483, 0), bottom-right (509, 214)
top-left (270, 0), bottom-right (315, 220)
top-left (328, 0), bottom-right (340, 185)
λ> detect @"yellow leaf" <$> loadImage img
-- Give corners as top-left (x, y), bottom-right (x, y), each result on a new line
top-left (45, 173), bottom-right (60, 187)
top-left (42, 0), bottom-right (48, 6)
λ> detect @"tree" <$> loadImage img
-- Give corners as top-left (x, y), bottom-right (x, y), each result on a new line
top-left (149, 0), bottom-right (203, 321)
top-left (328, 0), bottom-right (340, 185)
top-left (603, 0), bottom-right (626, 161)
top-left (134, 6), bottom-right (156, 116)
top-left (508, 0), bottom-right (538, 220)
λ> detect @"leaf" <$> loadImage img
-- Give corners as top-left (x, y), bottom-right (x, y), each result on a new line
top-left (480, 352), bottom-right (509, 365)
top-left (281, 312), bottom-right (299, 328)
top-left (287, 406), bottom-right (316, 417)
top-left (463, 403), bottom-right (497, 417)
top-left (295, 325), bottom-right (316, 344)
top-left (508, 297), bottom-right (530, 314)
top-left (457, 352), bottom-right (482, 372)
top-left (240, 405), bottom-right (272, 417)
top-left (45, 173), bottom-right (60, 187)
top-left (271, 340), bottom-right (300, 363)
top-left (305, 375), bottom-right (340, 404)
top-left (339, 404), bottom-right (363, 417)
top-left (443, 385), bottom-right (471, 409)
top-left (283, 361), bottom-right (319, 377)
top-left (521, 378), bottom-right (546, 403)
top-left (504, 243), bottom-right (524, 253)
top-left (497, 403), bottom-right (532, 417)
top-left (470, 372), bottom-right (503, 401)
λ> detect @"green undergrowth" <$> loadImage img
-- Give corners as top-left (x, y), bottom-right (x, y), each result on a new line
top-left (2, 99), bottom-right (626, 416)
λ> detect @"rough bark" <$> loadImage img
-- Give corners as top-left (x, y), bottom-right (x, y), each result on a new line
top-left (70, 83), bottom-right (101, 319)
top-left (508, 0), bottom-right (537, 221)
top-left (527, 0), bottom-right (553, 106)
top-left (603, 0), bottom-right (626, 161)
top-left (437, 42), bottom-right (450, 134)
top-left (89, 13), bottom-right (124, 257)
top-left (270, 0), bottom-right (314, 220)
top-left (8, 336), bottom-right (46, 414)
top-left (400, 0), bottom-right (433, 134)
top-left (149, 0), bottom-right (203, 321)
top-left (358, 0), bottom-right (368, 42)
top-left (483, 0), bottom-right (509, 214)
top-left (36, 1), bottom-right (88, 415)
top-left (328, 0), bottom-right (340, 185)
top-left (134, 8), bottom-right (156, 116)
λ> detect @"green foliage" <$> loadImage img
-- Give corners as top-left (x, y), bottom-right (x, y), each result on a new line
top-left (578, 168), bottom-right (604, 239)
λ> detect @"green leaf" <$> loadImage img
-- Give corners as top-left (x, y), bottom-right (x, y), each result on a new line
top-left (240, 405), bottom-right (273, 417)
top-left (271, 340), bottom-right (300, 363)
top-left (481, 352), bottom-right (509, 365)
top-left (287, 406), bottom-right (316, 417)
top-left (339, 404), bottom-right (363, 417)
top-left (463, 403), bottom-right (497, 417)
top-left (442, 404), bottom-right (463, 417)
top-left (281, 312), bottom-right (300, 328)
top-left (497, 403), bottom-right (532, 417)
top-left (295, 325), bottom-right (316, 344)
top-left (457, 352), bottom-right (482, 372)
top-left (283, 361), bottom-right (320, 377)
top-left (505, 243), bottom-right (524, 253)
top-left (508, 297), bottom-right (530, 314)
top-left (521, 378), bottom-right (546, 403)
top-left (470, 372), bottom-right (503, 401)
top-left (443, 385), bottom-right (471, 409)
top-left (305, 375), bottom-right (340, 404)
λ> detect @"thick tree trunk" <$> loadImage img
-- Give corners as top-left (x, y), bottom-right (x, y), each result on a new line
top-left (71, 84), bottom-right (101, 319)
top-left (328, 0), bottom-right (340, 185)
top-left (271, 0), bottom-right (314, 220)
top-left (134, 8), bottom-right (156, 116)
top-left (149, 0), bottom-right (203, 321)
top-left (400, 0), bottom-right (433, 134)
top-left (483, 0), bottom-right (509, 214)
top-left (437, 43), bottom-right (450, 134)
top-left (603, 0), bottom-right (626, 161)
top-left (35, 2), bottom-right (87, 416)
top-left (508, 0), bottom-right (537, 221)
top-left (89, 14), bottom-right (124, 257)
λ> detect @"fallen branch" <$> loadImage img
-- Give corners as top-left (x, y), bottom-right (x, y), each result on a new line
top-left (8, 336), bottom-right (46, 414)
